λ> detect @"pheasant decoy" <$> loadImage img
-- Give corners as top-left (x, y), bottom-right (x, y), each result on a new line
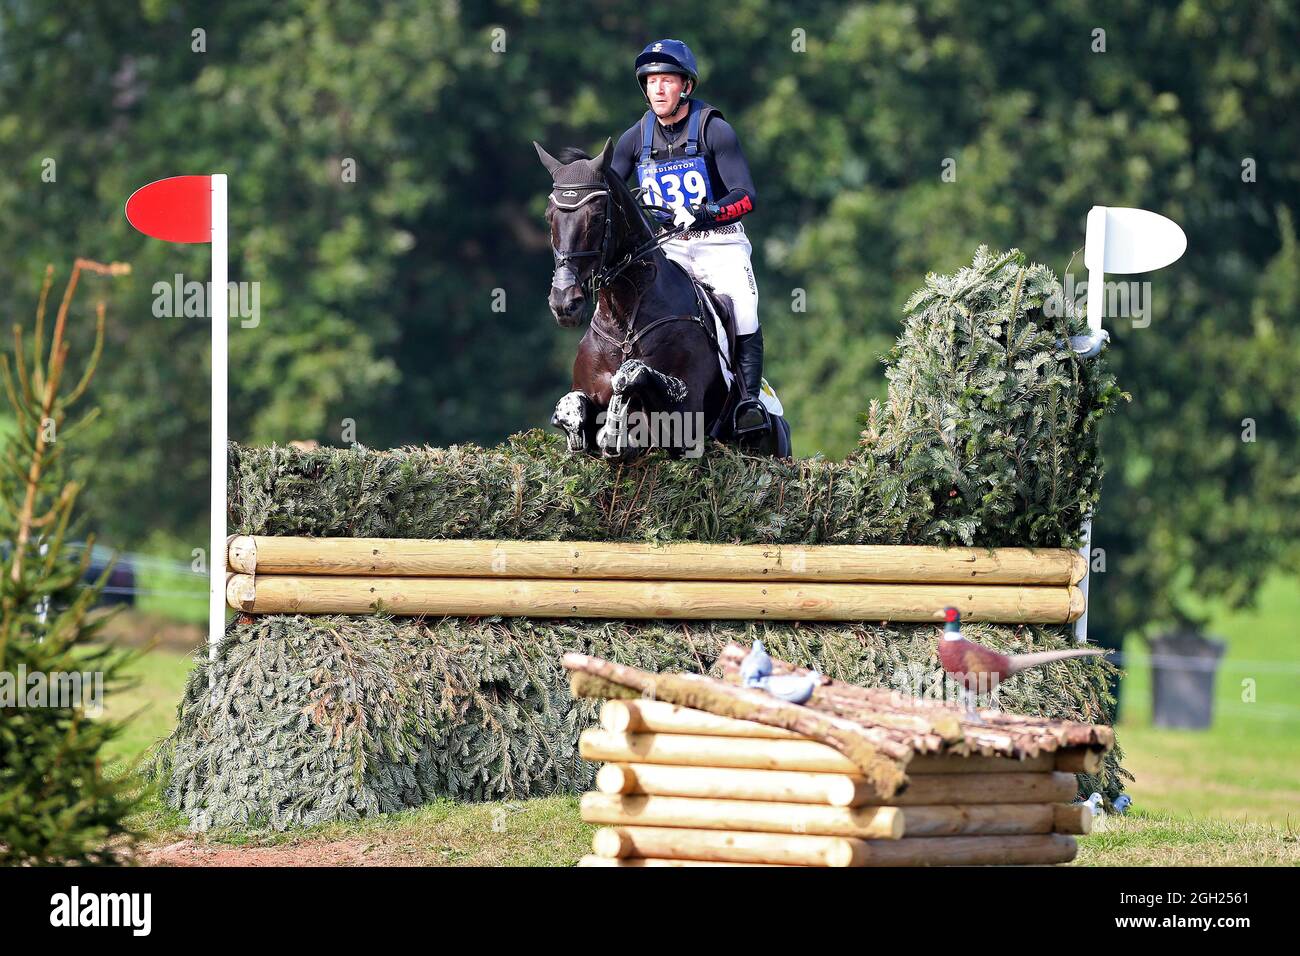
top-left (937, 607), bottom-right (1110, 711)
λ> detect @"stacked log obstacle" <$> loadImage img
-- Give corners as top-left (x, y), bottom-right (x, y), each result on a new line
top-left (165, 245), bottom-right (1127, 830)
top-left (566, 649), bottom-right (1110, 867)
top-left (226, 536), bottom-right (1086, 623)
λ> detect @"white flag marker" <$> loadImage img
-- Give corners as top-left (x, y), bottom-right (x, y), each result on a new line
top-left (1076, 206), bottom-right (1187, 642)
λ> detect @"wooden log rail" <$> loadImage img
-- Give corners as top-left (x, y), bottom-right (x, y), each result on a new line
top-left (578, 729), bottom-right (1102, 776)
top-left (583, 827), bottom-right (1079, 867)
top-left (226, 537), bottom-right (1086, 623)
top-left (228, 536), bottom-right (1087, 584)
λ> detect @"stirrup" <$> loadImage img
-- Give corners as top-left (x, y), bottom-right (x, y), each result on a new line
top-left (732, 397), bottom-right (771, 438)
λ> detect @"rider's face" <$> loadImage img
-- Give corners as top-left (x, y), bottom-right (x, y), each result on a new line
top-left (645, 73), bottom-right (689, 117)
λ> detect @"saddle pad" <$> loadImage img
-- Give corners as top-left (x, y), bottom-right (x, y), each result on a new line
top-left (758, 378), bottom-right (784, 417)
top-left (697, 288), bottom-right (734, 391)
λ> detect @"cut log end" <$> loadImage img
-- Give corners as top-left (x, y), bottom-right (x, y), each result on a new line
top-left (225, 573), bottom-right (257, 612)
top-left (1068, 550), bottom-right (1088, 585)
top-left (600, 700), bottom-right (636, 733)
top-left (1067, 585), bottom-right (1086, 622)
top-left (1054, 803), bottom-right (1093, 835)
top-left (1054, 748), bottom-right (1104, 774)
top-left (595, 764), bottom-right (637, 795)
top-left (592, 827), bottom-right (634, 859)
top-left (227, 535), bottom-right (258, 574)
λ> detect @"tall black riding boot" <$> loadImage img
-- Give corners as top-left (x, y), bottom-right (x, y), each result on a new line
top-left (733, 328), bottom-right (768, 435)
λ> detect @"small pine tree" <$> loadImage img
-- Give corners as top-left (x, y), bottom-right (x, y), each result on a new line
top-left (0, 259), bottom-right (136, 865)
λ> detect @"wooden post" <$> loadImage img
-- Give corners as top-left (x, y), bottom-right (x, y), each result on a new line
top-left (1053, 803), bottom-right (1093, 835)
top-left (580, 729), bottom-right (863, 774)
top-left (596, 764), bottom-right (1080, 807)
top-left (864, 834), bottom-right (1077, 866)
top-left (592, 826), bottom-right (870, 867)
top-left (897, 803), bottom-right (1056, 836)
top-left (906, 753), bottom-right (1056, 774)
top-left (595, 763), bottom-right (876, 807)
top-left (576, 855), bottom-right (785, 867)
top-left (227, 536), bottom-right (1086, 585)
top-left (1053, 748), bottom-right (1105, 773)
top-left (224, 573), bottom-right (1083, 623)
top-left (591, 827), bottom-right (1077, 866)
top-left (580, 792), bottom-right (904, 839)
top-left (600, 700), bottom-right (803, 739)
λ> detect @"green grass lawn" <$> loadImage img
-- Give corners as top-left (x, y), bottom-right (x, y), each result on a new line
top-left (1114, 575), bottom-right (1300, 825)
top-left (131, 557), bottom-right (208, 624)
top-left (101, 574), bottom-right (1300, 865)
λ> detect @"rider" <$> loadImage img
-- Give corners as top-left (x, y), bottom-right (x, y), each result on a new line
top-left (609, 39), bottom-right (768, 435)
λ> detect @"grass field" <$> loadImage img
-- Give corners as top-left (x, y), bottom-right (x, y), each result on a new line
top-left (1115, 575), bottom-right (1300, 825)
top-left (101, 574), bottom-right (1300, 866)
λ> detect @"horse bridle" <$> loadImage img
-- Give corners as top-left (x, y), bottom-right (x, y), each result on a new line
top-left (549, 180), bottom-right (720, 358)
top-left (548, 181), bottom-right (692, 295)
top-left (548, 182), bottom-right (616, 296)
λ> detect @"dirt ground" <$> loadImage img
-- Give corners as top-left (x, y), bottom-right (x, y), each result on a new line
top-left (139, 837), bottom-right (412, 867)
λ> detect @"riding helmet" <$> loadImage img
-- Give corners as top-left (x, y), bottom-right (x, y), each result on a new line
top-left (634, 39), bottom-right (699, 91)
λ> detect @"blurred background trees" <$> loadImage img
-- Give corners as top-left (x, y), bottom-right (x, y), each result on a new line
top-left (0, 0), bottom-right (1296, 644)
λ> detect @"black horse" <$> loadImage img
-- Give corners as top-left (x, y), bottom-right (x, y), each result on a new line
top-left (535, 138), bottom-right (791, 460)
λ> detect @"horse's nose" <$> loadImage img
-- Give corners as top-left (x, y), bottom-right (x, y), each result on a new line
top-left (550, 284), bottom-right (584, 325)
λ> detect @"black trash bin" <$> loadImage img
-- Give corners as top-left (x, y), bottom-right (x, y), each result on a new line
top-left (1149, 631), bottom-right (1226, 730)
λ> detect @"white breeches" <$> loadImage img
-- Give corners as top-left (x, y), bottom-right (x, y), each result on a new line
top-left (662, 224), bottom-right (760, 335)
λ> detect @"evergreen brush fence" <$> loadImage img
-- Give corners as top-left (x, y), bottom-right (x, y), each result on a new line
top-left (154, 247), bottom-right (1129, 831)
top-left (224, 537), bottom-right (1086, 622)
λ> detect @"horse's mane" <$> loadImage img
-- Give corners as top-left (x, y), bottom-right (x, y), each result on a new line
top-left (556, 146), bottom-right (653, 247)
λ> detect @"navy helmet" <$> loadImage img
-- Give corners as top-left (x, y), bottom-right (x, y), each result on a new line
top-left (635, 39), bottom-right (699, 91)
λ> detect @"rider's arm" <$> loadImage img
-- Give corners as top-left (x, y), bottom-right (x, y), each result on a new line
top-left (609, 125), bottom-right (640, 183)
top-left (703, 117), bottom-right (757, 223)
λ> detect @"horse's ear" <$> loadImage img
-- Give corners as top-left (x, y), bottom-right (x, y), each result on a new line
top-left (534, 141), bottom-right (563, 176)
top-left (591, 138), bottom-right (613, 174)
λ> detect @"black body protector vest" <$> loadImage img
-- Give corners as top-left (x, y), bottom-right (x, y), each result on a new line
top-left (635, 99), bottom-right (723, 215)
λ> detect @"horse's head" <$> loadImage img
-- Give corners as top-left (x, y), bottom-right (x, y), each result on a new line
top-left (535, 139), bottom-right (614, 327)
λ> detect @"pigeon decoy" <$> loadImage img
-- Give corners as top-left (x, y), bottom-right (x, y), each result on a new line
top-left (740, 640), bottom-right (773, 688)
top-left (1082, 792), bottom-right (1110, 830)
top-left (1057, 328), bottom-right (1110, 359)
top-left (740, 640), bottom-right (819, 704)
top-left (937, 607), bottom-right (1110, 711)
top-left (759, 671), bottom-right (821, 705)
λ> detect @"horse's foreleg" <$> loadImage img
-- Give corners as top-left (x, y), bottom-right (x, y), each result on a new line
top-left (610, 359), bottom-right (689, 407)
top-left (598, 359), bottom-right (692, 458)
top-left (552, 390), bottom-right (597, 454)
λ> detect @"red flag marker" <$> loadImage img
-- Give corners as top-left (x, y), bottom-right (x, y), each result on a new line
top-left (126, 174), bottom-right (228, 683)
top-left (125, 175), bottom-right (213, 243)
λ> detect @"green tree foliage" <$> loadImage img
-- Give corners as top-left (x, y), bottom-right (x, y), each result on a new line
top-left (0, 260), bottom-right (136, 865)
top-left (0, 0), bottom-right (1295, 639)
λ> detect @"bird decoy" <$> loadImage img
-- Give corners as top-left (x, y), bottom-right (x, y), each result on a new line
top-left (740, 640), bottom-right (773, 688)
top-left (1057, 328), bottom-right (1110, 358)
top-left (937, 607), bottom-right (1110, 713)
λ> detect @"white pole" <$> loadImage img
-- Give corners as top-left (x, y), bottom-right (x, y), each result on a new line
top-left (1075, 207), bottom-right (1108, 643)
top-left (209, 174), bottom-right (228, 689)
